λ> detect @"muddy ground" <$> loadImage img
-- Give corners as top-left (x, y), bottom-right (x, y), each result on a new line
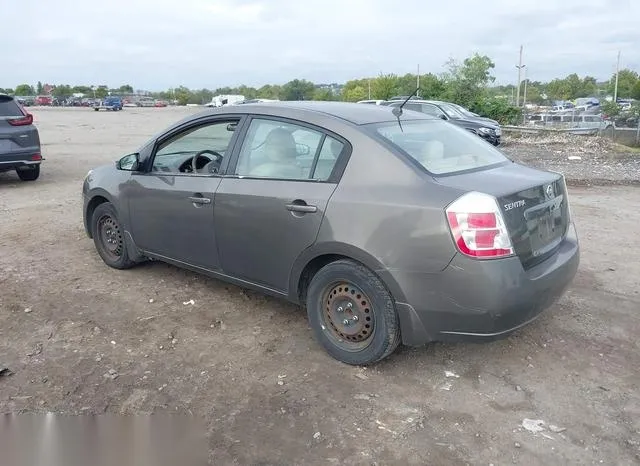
top-left (1, 107), bottom-right (639, 465)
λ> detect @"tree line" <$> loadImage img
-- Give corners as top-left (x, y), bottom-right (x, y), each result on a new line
top-left (2, 54), bottom-right (639, 124)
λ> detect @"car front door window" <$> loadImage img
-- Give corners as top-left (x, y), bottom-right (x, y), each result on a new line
top-left (152, 120), bottom-right (238, 175)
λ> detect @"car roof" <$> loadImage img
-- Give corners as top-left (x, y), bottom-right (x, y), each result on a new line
top-left (200, 101), bottom-right (435, 125)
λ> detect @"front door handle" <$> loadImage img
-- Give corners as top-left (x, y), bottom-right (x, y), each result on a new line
top-left (188, 195), bottom-right (211, 205)
top-left (285, 203), bottom-right (317, 213)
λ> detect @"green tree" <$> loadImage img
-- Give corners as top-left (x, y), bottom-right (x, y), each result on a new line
top-left (419, 73), bottom-right (446, 99)
top-left (0, 88), bottom-right (15, 95)
top-left (71, 85), bottom-right (92, 95)
top-left (313, 88), bottom-right (335, 101)
top-left (94, 86), bottom-right (109, 99)
top-left (442, 53), bottom-right (495, 107)
top-left (601, 100), bottom-right (620, 117)
top-left (257, 84), bottom-right (281, 99)
top-left (118, 84), bottom-right (134, 94)
top-left (608, 69), bottom-right (639, 98)
top-left (342, 85), bottom-right (367, 102)
top-left (36, 81), bottom-right (43, 94)
top-left (173, 86), bottom-right (192, 105)
top-left (52, 84), bottom-right (72, 99)
top-left (281, 79), bottom-right (315, 100)
top-left (15, 84), bottom-right (35, 96)
top-left (371, 73), bottom-right (398, 100)
top-left (632, 80), bottom-right (640, 100)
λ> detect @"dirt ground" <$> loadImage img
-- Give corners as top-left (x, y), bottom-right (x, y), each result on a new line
top-left (1, 107), bottom-right (639, 465)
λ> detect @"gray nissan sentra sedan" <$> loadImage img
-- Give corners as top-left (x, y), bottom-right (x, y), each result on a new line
top-left (82, 101), bottom-right (579, 365)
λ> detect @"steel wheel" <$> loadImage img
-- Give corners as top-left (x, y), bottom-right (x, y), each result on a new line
top-left (97, 214), bottom-right (124, 261)
top-left (322, 281), bottom-right (374, 351)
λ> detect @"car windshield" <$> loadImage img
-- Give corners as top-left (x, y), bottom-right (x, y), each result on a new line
top-left (450, 103), bottom-right (476, 117)
top-left (438, 103), bottom-right (467, 119)
top-left (369, 120), bottom-right (509, 175)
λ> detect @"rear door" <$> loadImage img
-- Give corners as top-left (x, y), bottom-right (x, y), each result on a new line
top-left (0, 96), bottom-right (40, 162)
top-left (214, 116), bottom-right (347, 292)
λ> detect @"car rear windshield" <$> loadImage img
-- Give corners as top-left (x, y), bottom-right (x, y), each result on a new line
top-left (0, 96), bottom-right (24, 117)
top-left (369, 120), bottom-right (509, 175)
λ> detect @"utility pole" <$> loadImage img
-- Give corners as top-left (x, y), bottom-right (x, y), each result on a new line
top-left (613, 50), bottom-right (621, 103)
top-left (522, 68), bottom-right (528, 124)
top-left (368, 79), bottom-right (371, 100)
top-left (417, 64), bottom-right (420, 97)
top-left (515, 45), bottom-right (525, 107)
top-left (522, 67), bottom-right (528, 108)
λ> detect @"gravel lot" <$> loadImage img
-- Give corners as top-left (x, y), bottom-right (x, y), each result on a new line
top-left (1, 107), bottom-right (639, 465)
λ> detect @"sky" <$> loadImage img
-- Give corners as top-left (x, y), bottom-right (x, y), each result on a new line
top-left (3, 0), bottom-right (638, 91)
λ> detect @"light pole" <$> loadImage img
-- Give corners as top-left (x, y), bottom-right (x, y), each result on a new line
top-left (613, 50), bottom-right (621, 103)
top-left (515, 45), bottom-right (525, 107)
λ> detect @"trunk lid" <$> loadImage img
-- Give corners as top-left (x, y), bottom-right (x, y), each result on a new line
top-left (436, 162), bottom-right (570, 269)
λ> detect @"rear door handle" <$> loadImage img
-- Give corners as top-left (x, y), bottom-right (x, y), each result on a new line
top-left (188, 195), bottom-right (211, 205)
top-left (285, 203), bottom-right (317, 213)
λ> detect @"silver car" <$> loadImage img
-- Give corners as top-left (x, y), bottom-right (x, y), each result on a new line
top-left (0, 94), bottom-right (42, 181)
top-left (82, 102), bottom-right (580, 365)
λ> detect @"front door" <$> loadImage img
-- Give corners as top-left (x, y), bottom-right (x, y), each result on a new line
top-left (127, 117), bottom-right (242, 270)
top-left (214, 117), bottom-right (345, 292)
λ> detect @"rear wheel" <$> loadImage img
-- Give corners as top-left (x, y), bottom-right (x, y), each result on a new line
top-left (306, 260), bottom-right (400, 365)
top-left (16, 165), bottom-right (40, 181)
top-left (92, 202), bottom-right (135, 269)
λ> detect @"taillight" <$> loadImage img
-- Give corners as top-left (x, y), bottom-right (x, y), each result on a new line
top-left (7, 113), bottom-right (33, 126)
top-left (445, 191), bottom-right (514, 258)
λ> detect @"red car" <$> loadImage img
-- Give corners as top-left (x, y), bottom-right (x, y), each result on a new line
top-left (154, 100), bottom-right (168, 107)
top-left (35, 95), bottom-right (53, 106)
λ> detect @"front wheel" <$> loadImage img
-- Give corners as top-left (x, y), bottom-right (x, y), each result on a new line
top-left (91, 202), bottom-right (135, 269)
top-left (306, 260), bottom-right (401, 365)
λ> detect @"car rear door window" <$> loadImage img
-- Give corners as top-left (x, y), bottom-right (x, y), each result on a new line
top-left (311, 136), bottom-right (343, 181)
top-left (0, 96), bottom-right (24, 117)
top-left (236, 118), bottom-right (325, 180)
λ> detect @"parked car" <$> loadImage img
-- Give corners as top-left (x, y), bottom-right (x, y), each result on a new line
top-left (0, 94), bottom-right (42, 181)
top-left (93, 96), bottom-right (123, 111)
top-left (82, 101), bottom-right (579, 365)
top-left (357, 100), bottom-right (385, 105)
top-left (381, 99), bottom-right (502, 145)
top-left (34, 95), bottom-right (53, 106)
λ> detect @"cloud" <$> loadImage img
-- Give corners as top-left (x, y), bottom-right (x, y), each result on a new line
top-left (2, 0), bottom-right (637, 89)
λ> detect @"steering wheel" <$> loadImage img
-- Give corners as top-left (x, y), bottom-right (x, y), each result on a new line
top-left (191, 150), bottom-right (223, 174)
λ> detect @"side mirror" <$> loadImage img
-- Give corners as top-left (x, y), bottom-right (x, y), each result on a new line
top-left (116, 153), bottom-right (140, 171)
top-left (439, 114), bottom-right (447, 120)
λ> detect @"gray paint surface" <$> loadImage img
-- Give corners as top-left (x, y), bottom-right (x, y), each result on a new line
top-left (83, 101), bottom-right (579, 346)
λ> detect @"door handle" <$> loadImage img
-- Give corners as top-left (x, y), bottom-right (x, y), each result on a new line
top-left (285, 203), bottom-right (317, 213)
top-left (188, 195), bottom-right (211, 205)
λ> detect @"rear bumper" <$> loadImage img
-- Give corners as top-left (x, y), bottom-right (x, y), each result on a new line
top-left (0, 151), bottom-right (42, 171)
top-left (395, 222), bottom-right (580, 346)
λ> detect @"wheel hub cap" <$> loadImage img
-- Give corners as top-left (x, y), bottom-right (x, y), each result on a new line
top-left (324, 283), bottom-right (372, 343)
top-left (99, 216), bottom-right (123, 257)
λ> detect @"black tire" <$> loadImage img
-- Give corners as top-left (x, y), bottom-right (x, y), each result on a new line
top-left (91, 202), bottom-right (135, 269)
top-left (16, 165), bottom-right (40, 181)
top-left (306, 259), bottom-right (401, 365)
